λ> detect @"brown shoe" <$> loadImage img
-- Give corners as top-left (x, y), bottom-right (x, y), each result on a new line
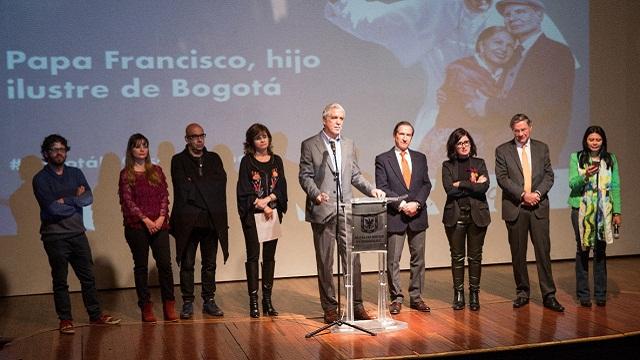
top-left (354, 305), bottom-right (371, 320)
top-left (141, 302), bottom-right (157, 323)
top-left (163, 300), bottom-right (179, 322)
top-left (323, 308), bottom-right (338, 324)
top-left (410, 300), bottom-right (430, 312)
top-left (389, 302), bottom-right (402, 315)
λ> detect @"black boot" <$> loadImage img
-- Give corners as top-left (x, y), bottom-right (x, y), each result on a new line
top-left (261, 261), bottom-right (278, 316)
top-left (453, 288), bottom-right (465, 310)
top-left (245, 262), bottom-right (260, 318)
top-left (469, 288), bottom-right (480, 311)
top-left (451, 257), bottom-right (465, 310)
top-left (468, 259), bottom-right (481, 311)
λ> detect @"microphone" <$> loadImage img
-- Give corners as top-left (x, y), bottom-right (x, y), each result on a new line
top-left (329, 140), bottom-right (336, 153)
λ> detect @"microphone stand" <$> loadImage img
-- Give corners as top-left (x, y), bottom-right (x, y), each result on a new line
top-left (306, 140), bottom-right (375, 338)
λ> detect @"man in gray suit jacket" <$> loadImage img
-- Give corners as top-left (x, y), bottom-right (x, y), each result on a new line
top-left (299, 102), bottom-right (385, 323)
top-left (495, 113), bottom-right (564, 312)
top-left (374, 121), bottom-right (432, 314)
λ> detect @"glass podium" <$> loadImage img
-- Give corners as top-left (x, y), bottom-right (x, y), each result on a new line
top-left (332, 197), bottom-right (408, 334)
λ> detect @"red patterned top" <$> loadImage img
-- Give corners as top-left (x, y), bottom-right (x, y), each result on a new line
top-left (118, 165), bottom-right (170, 230)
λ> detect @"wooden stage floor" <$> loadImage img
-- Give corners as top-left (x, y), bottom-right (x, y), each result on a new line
top-left (2, 257), bottom-right (640, 359)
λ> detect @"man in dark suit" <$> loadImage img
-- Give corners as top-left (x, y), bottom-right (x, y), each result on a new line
top-left (374, 121), bottom-right (432, 314)
top-left (299, 102), bottom-right (385, 323)
top-left (486, 0), bottom-right (575, 165)
top-left (171, 123), bottom-right (229, 319)
top-left (495, 113), bottom-right (564, 312)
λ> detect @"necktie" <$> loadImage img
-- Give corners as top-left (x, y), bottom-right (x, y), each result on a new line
top-left (521, 144), bottom-right (532, 193)
top-left (401, 151), bottom-right (411, 188)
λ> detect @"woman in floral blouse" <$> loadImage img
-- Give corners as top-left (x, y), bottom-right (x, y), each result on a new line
top-left (236, 123), bottom-right (288, 318)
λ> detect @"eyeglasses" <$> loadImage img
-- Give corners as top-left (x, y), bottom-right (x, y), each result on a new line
top-left (186, 133), bottom-right (206, 141)
top-left (456, 140), bottom-right (471, 148)
top-left (49, 147), bottom-right (68, 154)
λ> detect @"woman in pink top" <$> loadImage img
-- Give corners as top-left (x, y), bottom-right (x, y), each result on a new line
top-left (118, 133), bottom-right (177, 322)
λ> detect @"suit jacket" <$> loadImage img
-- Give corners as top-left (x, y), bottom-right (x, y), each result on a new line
top-left (374, 148), bottom-right (431, 233)
top-left (441, 157), bottom-right (491, 227)
top-left (495, 139), bottom-right (554, 222)
top-left (486, 35), bottom-right (574, 162)
top-left (170, 146), bottom-right (229, 264)
top-left (299, 131), bottom-right (374, 224)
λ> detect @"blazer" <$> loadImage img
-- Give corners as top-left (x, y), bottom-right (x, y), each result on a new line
top-left (486, 34), bottom-right (574, 161)
top-left (495, 138), bottom-right (554, 222)
top-left (374, 148), bottom-right (431, 233)
top-left (299, 131), bottom-right (374, 224)
top-left (170, 146), bottom-right (229, 264)
top-left (441, 157), bottom-right (491, 227)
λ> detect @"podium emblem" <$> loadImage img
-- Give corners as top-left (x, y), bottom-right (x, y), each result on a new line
top-left (361, 216), bottom-right (378, 233)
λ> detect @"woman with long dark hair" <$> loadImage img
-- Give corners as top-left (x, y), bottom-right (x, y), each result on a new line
top-left (118, 133), bottom-right (177, 322)
top-left (441, 128), bottom-right (491, 311)
top-left (568, 126), bottom-right (621, 307)
top-left (236, 123), bottom-right (287, 318)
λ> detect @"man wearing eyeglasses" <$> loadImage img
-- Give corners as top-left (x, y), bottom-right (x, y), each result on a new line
top-left (32, 134), bottom-right (121, 335)
top-left (170, 123), bottom-right (229, 319)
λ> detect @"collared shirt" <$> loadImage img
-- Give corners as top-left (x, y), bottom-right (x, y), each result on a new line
top-left (320, 129), bottom-right (342, 183)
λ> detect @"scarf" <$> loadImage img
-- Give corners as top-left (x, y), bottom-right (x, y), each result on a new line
top-left (578, 158), bottom-right (614, 248)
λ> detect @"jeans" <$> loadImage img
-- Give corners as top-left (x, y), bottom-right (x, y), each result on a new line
top-left (42, 233), bottom-right (102, 321)
top-left (571, 208), bottom-right (607, 301)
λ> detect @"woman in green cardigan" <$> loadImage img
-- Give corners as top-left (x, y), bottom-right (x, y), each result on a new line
top-left (568, 126), bottom-right (621, 307)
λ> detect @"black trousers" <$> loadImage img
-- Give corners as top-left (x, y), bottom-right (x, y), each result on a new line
top-left (180, 226), bottom-right (218, 302)
top-left (505, 208), bottom-right (556, 299)
top-left (124, 227), bottom-right (175, 307)
top-left (242, 219), bottom-right (277, 264)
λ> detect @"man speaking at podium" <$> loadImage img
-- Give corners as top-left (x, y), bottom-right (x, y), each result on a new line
top-left (299, 102), bottom-right (385, 324)
top-left (375, 122), bottom-right (432, 314)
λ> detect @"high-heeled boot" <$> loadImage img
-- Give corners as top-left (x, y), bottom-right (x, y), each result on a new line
top-left (163, 300), bottom-right (178, 321)
top-left (468, 259), bottom-right (481, 311)
top-left (245, 262), bottom-right (260, 318)
top-left (452, 258), bottom-right (465, 310)
top-left (141, 301), bottom-right (157, 322)
top-left (261, 261), bottom-right (278, 316)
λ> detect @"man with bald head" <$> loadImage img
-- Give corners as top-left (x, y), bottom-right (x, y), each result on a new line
top-left (170, 123), bottom-right (229, 319)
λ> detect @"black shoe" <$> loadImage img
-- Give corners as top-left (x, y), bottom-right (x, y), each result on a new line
top-left (469, 290), bottom-right (480, 311)
top-left (203, 299), bottom-right (224, 317)
top-left (249, 293), bottom-right (260, 318)
top-left (543, 297), bottom-right (565, 312)
top-left (262, 297), bottom-right (278, 316)
top-left (452, 289), bottom-right (465, 310)
top-left (596, 299), bottom-right (606, 307)
top-left (579, 299), bottom-right (592, 307)
top-left (512, 297), bottom-right (529, 308)
top-left (180, 301), bottom-right (194, 319)
top-left (389, 301), bottom-right (402, 315)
